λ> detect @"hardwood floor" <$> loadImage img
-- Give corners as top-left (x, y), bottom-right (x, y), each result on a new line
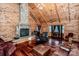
top-left (11, 40), bottom-right (79, 56)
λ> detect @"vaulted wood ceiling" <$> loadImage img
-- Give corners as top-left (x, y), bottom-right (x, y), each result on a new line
top-left (28, 3), bottom-right (62, 26)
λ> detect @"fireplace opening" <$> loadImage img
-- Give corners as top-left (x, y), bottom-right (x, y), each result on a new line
top-left (20, 28), bottom-right (29, 37)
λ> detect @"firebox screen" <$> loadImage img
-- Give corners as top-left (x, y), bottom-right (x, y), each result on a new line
top-left (20, 28), bottom-right (29, 37)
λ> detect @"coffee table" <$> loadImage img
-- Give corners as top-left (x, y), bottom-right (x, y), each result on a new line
top-left (33, 44), bottom-right (50, 56)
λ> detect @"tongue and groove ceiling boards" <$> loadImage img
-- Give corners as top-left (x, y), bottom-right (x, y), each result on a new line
top-left (28, 3), bottom-right (67, 26)
top-left (28, 3), bottom-right (79, 24)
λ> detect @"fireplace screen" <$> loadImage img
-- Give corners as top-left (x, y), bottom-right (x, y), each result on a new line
top-left (20, 28), bottom-right (29, 37)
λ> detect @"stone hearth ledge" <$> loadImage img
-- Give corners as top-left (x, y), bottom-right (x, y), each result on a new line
top-left (12, 36), bottom-right (30, 45)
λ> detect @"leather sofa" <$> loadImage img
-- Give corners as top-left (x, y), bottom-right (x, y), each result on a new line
top-left (0, 38), bottom-right (16, 56)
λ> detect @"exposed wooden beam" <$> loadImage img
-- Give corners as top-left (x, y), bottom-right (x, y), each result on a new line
top-left (29, 7), bottom-right (41, 25)
top-left (54, 3), bottom-right (61, 23)
top-left (29, 4), bottom-right (47, 25)
top-left (34, 4), bottom-right (49, 25)
top-left (30, 12), bottom-right (39, 25)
